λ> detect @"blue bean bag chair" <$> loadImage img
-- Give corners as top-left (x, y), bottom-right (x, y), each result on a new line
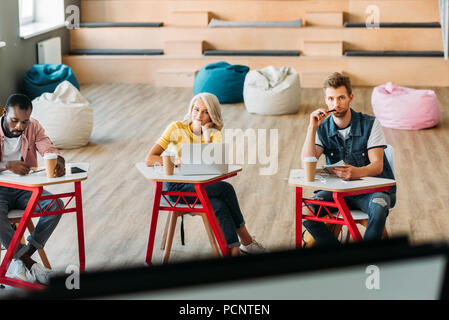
top-left (23, 64), bottom-right (80, 100)
top-left (193, 61), bottom-right (249, 104)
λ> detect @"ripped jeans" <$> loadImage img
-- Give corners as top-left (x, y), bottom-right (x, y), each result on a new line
top-left (303, 191), bottom-right (396, 246)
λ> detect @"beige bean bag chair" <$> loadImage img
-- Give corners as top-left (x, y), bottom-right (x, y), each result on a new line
top-left (243, 66), bottom-right (301, 115)
top-left (32, 81), bottom-right (93, 149)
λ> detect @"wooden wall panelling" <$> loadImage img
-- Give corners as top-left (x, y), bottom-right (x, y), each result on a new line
top-left (303, 41), bottom-right (343, 56)
top-left (63, 54), bottom-right (449, 87)
top-left (168, 11), bottom-right (211, 27)
top-left (81, 0), bottom-right (439, 24)
top-left (70, 27), bottom-right (443, 52)
top-left (164, 40), bottom-right (205, 56)
top-left (305, 12), bottom-right (344, 26)
top-left (347, 0), bottom-right (440, 23)
top-left (81, 0), bottom-right (349, 23)
top-left (81, 0), bottom-right (169, 22)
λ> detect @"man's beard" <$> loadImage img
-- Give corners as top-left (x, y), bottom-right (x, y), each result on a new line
top-left (10, 130), bottom-right (23, 137)
top-left (1, 117), bottom-right (22, 137)
top-left (3, 123), bottom-right (23, 137)
top-left (333, 108), bottom-right (349, 118)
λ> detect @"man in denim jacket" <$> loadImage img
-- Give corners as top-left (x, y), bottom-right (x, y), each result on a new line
top-left (301, 72), bottom-right (396, 246)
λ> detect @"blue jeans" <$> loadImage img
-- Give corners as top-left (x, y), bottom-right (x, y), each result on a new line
top-left (0, 187), bottom-right (63, 259)
top-left (303, 190), bottom-right (396, 246)
top-left (165, 181), bottom-right (245, 248)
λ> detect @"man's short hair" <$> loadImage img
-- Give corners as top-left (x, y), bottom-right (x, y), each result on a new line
top-left (5, 94), bottom-right (33, 112)
top-left (323, 72), bottom-right (352, 96)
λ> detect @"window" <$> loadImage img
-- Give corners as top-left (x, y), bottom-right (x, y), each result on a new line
top-left (19, 0), bottom-right (36, 25)
top-left (18, 0), bottom-right (65, 39)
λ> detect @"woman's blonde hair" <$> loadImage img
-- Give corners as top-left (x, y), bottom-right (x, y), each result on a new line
top-left (182, 92), bottom-right (224, 131)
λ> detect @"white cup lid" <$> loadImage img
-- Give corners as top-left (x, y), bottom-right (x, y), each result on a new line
top-left (303, 156), bottom-right (317, 162)
top-left (43, 153), bottom-right (58, 159)
top-left (161, 150), bottom-right (176, 157)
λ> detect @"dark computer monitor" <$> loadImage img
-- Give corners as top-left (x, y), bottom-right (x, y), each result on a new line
top-left (17, 237), bottom-right (449, 300)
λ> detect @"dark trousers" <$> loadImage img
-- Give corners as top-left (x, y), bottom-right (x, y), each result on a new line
top-left (0, 187), bottom-right (63, 259)
top-left (166, 181), bottom-right (245, 248)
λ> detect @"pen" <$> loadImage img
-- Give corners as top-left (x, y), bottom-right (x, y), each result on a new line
top-left (319, 109), bottom-right (337, 116)
top-left (29, 167), bottom-right (45, 174)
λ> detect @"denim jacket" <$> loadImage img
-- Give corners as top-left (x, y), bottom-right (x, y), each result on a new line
top-left (317, 109), bottom-right (396, 194)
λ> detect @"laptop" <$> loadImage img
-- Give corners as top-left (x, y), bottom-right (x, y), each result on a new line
top-left (180, 143), bottom-right (229, 175)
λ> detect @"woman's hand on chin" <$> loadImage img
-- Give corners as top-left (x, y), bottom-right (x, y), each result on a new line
top-left (191, 120), bottom-right (202, 135)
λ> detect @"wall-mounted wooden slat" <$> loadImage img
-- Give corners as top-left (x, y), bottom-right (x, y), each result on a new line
top-left (168, 11), bottom-right (211, 27)
top-left (305, 12), bottom-right (343, 27)
top-left (164, 40), bottom-right (205, 56)
top-left (303, 41), bottom-right (343, 56)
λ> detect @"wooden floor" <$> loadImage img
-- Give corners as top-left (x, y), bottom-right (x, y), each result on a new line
top-left (6, 83), bottom-right (449, 274)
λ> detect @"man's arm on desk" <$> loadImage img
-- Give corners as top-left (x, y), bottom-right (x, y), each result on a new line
top-left (0, 161), bottom-right (31, 175)
top-left (333, 147), bottom-right (384, 180)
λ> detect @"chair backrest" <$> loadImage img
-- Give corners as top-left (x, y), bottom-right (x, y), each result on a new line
top-left (384, 144), bottom-right (396, 209)
top-left (384, 145), bottom-right (394, 175)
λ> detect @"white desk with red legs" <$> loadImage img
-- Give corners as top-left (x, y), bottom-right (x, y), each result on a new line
top-left (136, 163), bottom-right (242, 266)
top-left (289, 169), bottom-right (396, 248)
top-left (0, 163), bottom-right (88, 290)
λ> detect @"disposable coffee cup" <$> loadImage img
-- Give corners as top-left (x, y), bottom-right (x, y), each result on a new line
top-left (161, 151), bottom-right (175, 175)
top-left (43, 153), bottom-right (58, 178)
top-left (303, 157), bottom-right (318, 182)
top-left (162, 156), bottom-right (174, 175)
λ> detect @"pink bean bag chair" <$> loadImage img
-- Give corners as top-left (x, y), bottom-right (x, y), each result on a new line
top-left (372, 82), bottom-right (441, 130)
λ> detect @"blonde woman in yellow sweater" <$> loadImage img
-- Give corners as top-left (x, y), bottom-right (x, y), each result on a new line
top-left (146, 92), bottom-right (265, 256)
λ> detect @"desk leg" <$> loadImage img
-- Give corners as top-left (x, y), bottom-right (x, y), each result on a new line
top-left (146, 182), bottom-right (162, 266)
top-left (333, 192), bottom-right (362, 241)
top-left (75, 181), bottom-right (86, 272)
top-left (195, 184), bottom-right (230, 257)
top-left (0, 187), bottom-right (43, 290)
top-left (295, 187), bottom-right (303, 249)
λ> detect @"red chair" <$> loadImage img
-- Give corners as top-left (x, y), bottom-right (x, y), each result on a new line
top-left (0, 210), bottom-right (51, 269)
top-left (159, 198), bottom-right (220, 264)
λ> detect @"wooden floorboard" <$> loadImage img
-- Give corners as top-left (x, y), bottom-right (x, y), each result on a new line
top-left (7, 83), bottom-right (448, 273)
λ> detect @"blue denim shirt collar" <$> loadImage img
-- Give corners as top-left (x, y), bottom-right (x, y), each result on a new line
top-left (327, 108), bottom-right (362, 138)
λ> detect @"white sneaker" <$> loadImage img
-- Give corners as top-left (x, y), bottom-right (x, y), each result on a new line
top-left (30, 263), bottom-right (52, 285)
top-left (6, 259), bottom-right (32, 282)
top-left (239, 238), bottom-right (267, 255)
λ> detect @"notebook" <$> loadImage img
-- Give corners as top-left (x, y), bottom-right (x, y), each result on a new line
top-left (180, 143), bottom-right (229, 175)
